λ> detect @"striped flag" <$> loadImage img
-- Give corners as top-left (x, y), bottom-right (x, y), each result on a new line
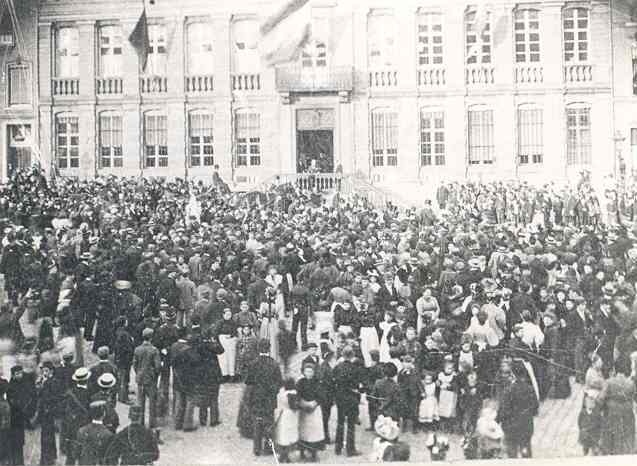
top-left (259, 0), bottom-right (313, 67)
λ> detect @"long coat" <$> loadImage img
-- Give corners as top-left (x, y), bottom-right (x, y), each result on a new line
top-left (599, 374), bottom-right (635, 455)
top-left (7, 377), bottom-right (36, 448)
top-left (61, 385), bottom-right (91, 456)
top-left (195, 336), bottom-right (225, 405)
top-left (244, 354), bottom-right (283, 418)
top-left (74, 422), bottom-right (115, 465)
top-left (496, 377), bottom-right (538, 445)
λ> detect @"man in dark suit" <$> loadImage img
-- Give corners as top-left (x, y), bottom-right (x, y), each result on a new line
top-left (196, 329), bottom-right (225, 427)
top-left (565, 296), bottom-right (593, 383)
top-left (55, 352), bottom-right (77, 396)
top-left (61, 367), bottom-right (91, 465)
top-left (88, 346), bottom-right (117, 399)
top-left (133, 328), bottom-right (161, 428)
top-left (332, 345), bottom-right (364, 457)
top-left (73, 401), bottom-right (115, 465)
top-left (7, 365), bottom-right (36, 466)
top-left (244, 339), bottom-right (283, 456)
top-left (106, 405), bottom-right (159, 465)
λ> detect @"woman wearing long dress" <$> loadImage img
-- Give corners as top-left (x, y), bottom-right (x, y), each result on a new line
top-left (273, 380), bottom-right (300, 463)
top-left (379, 311), bottom-right (397, 363)
top-left (215, 308), bottom-right (238, 380)
top-left (358, 300), bottom-right (380, 367)
top-left (296, 363), bottom-right (324, 462)
top-left (598, 360), bottom-right (635, 455)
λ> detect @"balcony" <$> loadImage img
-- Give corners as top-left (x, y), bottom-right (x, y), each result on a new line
top-left (564, 64), bottom-right (593, 84)
top-left (369, 69), bottom-right (398, 89)
top-left (140, 76), bottom-right (168, 94)
top-left (465, 65), bottom-right (495, 85)
top-left (96, 77), bottom-right (123, 95)
top-left (514, 65), bottom-right (543, 85)
top-left (232, 73), bottom-right (261, 91)
top-left (186, 75), bottom-right (214, 93)
top-left (275, 66), bottom-right (353, 93)
top-left (418, 67), bottom-right (446, 88)
top-left (52, 78), bottom-right (79, 96)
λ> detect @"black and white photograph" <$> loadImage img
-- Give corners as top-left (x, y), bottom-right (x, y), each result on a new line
top-left (1, 0), bottom-right (637, 464)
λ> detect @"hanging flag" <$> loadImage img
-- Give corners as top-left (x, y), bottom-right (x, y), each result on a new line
top-left (259, 0), bottom-right (313, 67)
top-left (129, 8), bottom-right (150, 71)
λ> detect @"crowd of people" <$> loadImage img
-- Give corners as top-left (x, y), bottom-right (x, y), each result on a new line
top-left (0, 166), bottom-right (636, 464)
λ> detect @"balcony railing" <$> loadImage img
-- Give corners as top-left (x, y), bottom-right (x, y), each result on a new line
top-left (275, 66), bottom-right (353, 92)
top-left (140, 76), bottom-right (168, 93)
top-left (514, 65), bottom-right (543, 84)
top-left (96, 77), bottom-right (123, 95)
top-left (274, 172), bottom-right (342, 191)
top-left (564, 64), bottom-right (593, 83)
top-left (418, 67), bottom-right (446, 87)
top-left (186, 75), bottom-right (214, 93)
top-left (465, 65), bottom-right (495, 85)
top-left (369, 69), bottom-right (398, 88)
top-left (52, 78), bottom-right (79, 96)
top-left (232, 73), bottom-right (261, 91)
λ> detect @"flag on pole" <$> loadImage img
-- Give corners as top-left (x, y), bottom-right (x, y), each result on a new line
top-left (129, 8), bottom-right (150, 71)
top-left (259, 0), bottom-right (313, 67)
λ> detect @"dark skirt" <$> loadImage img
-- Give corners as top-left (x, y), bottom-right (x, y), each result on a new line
top-left (237, 386), bottom-right (255, 439)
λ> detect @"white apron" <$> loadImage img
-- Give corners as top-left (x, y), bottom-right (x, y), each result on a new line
top-left (299, 404), bottom-right (324, 444)
top-left (359, 327), bottom-right (380, 367)
top-left (217, 335), bottom-right (237, 376)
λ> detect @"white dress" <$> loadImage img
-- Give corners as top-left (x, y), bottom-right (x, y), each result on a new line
top-left (359, 327), bottom-right (380, 367)
top-left (379, 321), bottom-right (396, 363)
top-left (418, 382), bottom-right (439, 423)
top-left (273, 389), bottom-right (300, 447)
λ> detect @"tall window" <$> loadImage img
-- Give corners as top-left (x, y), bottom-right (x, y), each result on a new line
top-left (465, 8), bottom-right (491, 64)
top-left (517, 107), bottom-right (543, 165)
top-left (99, 25), bottom-right (123, 76)
top-left (147, 24), bottom-right (167, 75)
top-left (632, 44), bottom-right (637, 95)
top-left (56, 115), bottom-right (79, 169)
top-left (417, 13), bottom-right (443, 66)
top-left (8, 64), bottom-right (30, 105)
top-left (468, 108), bottom-right (494, 164)
top-left (420, 110), bottom-right (445, 166)
top-left (232, 19), bottom-right (260, 73)
top-left (302, 13), bottom-right (329, 68)
top-left (56, 27), bottom-right (79, 77)
top-left (368, 12), bottom-right (397, 68)
top-left (144, 113), bottom-right (168, 168)
top-left (235, 111), bottom-right (261, 166)
top-left (371, 110), bottom-right (398, 167)
top-left (563, 8), bottom-right (588, 63)
top-left (99, 113), bottom-right (123, 168)
top-left (187, 22), bottom-right (214, 75)
top-left (514, 9), bottom-right (540, 63)
top-left (566, 106), bottom-right (591, 165)
top-left (189, 112), bottom-right (214, 167)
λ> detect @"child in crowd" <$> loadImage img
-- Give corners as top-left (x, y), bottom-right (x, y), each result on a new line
top-left (273, 378), bottom-right (299, 463)
top-left (236, 324), bottom-right (258, 381)
top-left (365, 350), bottom-right (384, 431)
top-left (373, 363), bottom-right (402, 422)
top-left (578, 393), bottom-right (601, 455)
top-left (277, 319), bottom-right (297, 376)
top-left (418, 371), bottom-right (439, 430)
top-left (474, 405), bottom-right (503, 459)
top-left (397, 355), bottom-right (421, 433)
top-left (437, 356), bottom-right (459, 433)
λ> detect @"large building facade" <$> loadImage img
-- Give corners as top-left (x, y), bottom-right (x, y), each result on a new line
top-left (2, 0), bottom-right (637, 188)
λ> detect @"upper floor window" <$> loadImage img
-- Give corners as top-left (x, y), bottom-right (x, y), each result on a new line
top-left (8, 64), bottom-right (30, 105)
top-left (371, 109), bottom-right (398, 167)
top-left (99, 25), bottom-right (123, 76)
top-left (147, 24), bottom-right (167, 75)
top-left (417, 13), bottom-right (443, 66)
top-left (232, 19), bottom-right (260, 73)
top-left (632, 43), bottom-right (637, 95)
top-left (468, 107), bottom-right (494, 164)
top-left (235, 111), bottom-right (261, 166)
top-left (465, 8), bottom-right (491, 65)
top-left (563, 7), bottom-right (588, 63)
top-left (420, 110), bottom-right (445, 166)
top-left (368, 11), bottom-right (397, 68)
top-left (99, 113), bottom-right (123, 168)
top-left (514, 9), bottom-right (540, 63)
top-left (56, 27), bottom-right (79, 77)
top-left (56, 114), bottom-right (79, 169)
top-left (517, 106), bottom-right (543, 165)
top-left (187, 22), bottom-right (214, 75)
top-left (189, 112), bottom-right (214, 167)
top-left (566, 105), bottom-right (591, 165)
top-left (302, 11), bottom-right (329, 68)
top-left (144, 113), bottom-right (168, 168)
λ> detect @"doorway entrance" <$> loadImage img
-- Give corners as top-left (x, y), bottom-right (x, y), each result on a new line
top-left (296, 129), bottom-right (334, 173)
top-left (7, 124), bottom-right (32, 177)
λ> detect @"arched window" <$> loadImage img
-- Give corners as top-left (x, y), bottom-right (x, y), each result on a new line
top-left (235, 109), bottom-right (261, 167)
top-left (370, 107), bottom-right (398, 167)
top-left (187, 21), bottom-right (214, 75)
top-left (98, 25), bottom-right (123, 77)
top-left (231, 18), bottom-right (259, 73)
top-left (420, 108), bottom-right (445, 167)
top-left (514, 9), bottom-right (540, 63)
top-left (563, 7), bottom-right (589, 63)
top-left (517, 104), bottom-right (543, 165)
top-left (144, 110), bottom-right (168, 168)
top-left (55, 113), bottom-right (79, 169)
top-left (467, 105), bottom-right (494, 165)
top-left (99, 111), bottom-right (123, 168)
top-left (465, 6), bottom-right (491, 65)
top-left (7, 61), bottom-right (31, 105)
top-left (417, 12), bottom-right (444, 67)
top-left (55, 26), bottom-right (79, 77)
top-left (566, 103), bottom-right (591, 165)
top-left (367, 10), bottom-right (397, 68)
top-left (189, 110), bottom-right (214, 167)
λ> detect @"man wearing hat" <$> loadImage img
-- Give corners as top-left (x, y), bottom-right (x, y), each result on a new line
top-left (565, 295), bottom-right (593, 384)
top-left (332, 345), bottom-right (365, 457)
top-left (106, 405), bottom-right (159, 465)
top-left (61, 367), bottom-right (91, 464)
top-left (152, 308), bottom-right (180, 418)
top-left (88, 346), bottom-right (117, 399)
top-left (72, 400), bottom-right (115, 465)
top-left (133, 328), bottom-right (161, 429)
top-left (91, 374), bottom-right (120, 434)
top-left (7, 365), bottom-right (35, 466)
top-left (35, 361), bottom-right (59, 466)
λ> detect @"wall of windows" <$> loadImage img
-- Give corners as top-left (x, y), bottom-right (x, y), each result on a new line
top-left (99, 25), bottom-right (123, 77)
top-left (189, 112), bottom-right (214, 167)
top-left (187, 22), bottom-right (214, 75)
top-left (563, 7), bottom-right (588, 63)
top-left (144, 112), bottom-right (168, 167)
top-left (420, 110), bottom-right (445, 166)
top-left (517, 106), bottom-right (543, 165)
top-left (99, 113), bottom-right (123, 168)
top-left (371, 109), bottom-right (398, 167)
top-left (417, 13), bottom-right (443, 67)
top-left (566, 105), bottom-right (591, 165)
top-left (56, 114), bottom-right (79, 169)
top-left (56, 27), bottom-right (79, 77)
top-left (235, 111), bottom-right (261, 166)
top-left (467, 107), bottom-right (494, 164)
top-left (514, 9), bottom-right (540, 63)
top-left (367, 10), bottom-right (397, 69)
top-left (465, 8), bottom-right (491, 65)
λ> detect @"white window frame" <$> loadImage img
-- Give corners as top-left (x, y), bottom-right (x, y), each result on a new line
top-left (144, 112), bottom-right (168, 168)
top-left (367, 11), bottom-right (397, 69)
top-left (465, 8), bottom-right (491, 65)
top-left (187, 21), bottom-right (214, 75)
top-left (7, 62), bottom-right (31, 106)
top-left (147, 24), bottom-right (167, 76)
top-left (417, 12), bottom-right (444, 67)
top-left (514, 9), bottom-right (540, 63)
top-left (99, 25), bottom-right (123, 77)
top-left (99, 112), bottom-right (123, 168)
top-left (232, 19), bottom-right (260, 73)
top-left (420, 109), bottom-right (445, 166)
top-left (371, 109), bottom-right (398, 167)
top-left (467, 107), bottom-right (494, 165)
top-left (566, 104), bottom-right (591, 165)
top-left (189, 111), bottom-right (214, 167)
top-left (56, 114), bottom-right (80, 169)
top-left (235, 110), bottom-right (261, 167)
top-left (517, 105), bottom-right (543, 165)
top-left (563, 7), bottom-right (589, 63)
top-left (56, 26), bottom-right (80, 78)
